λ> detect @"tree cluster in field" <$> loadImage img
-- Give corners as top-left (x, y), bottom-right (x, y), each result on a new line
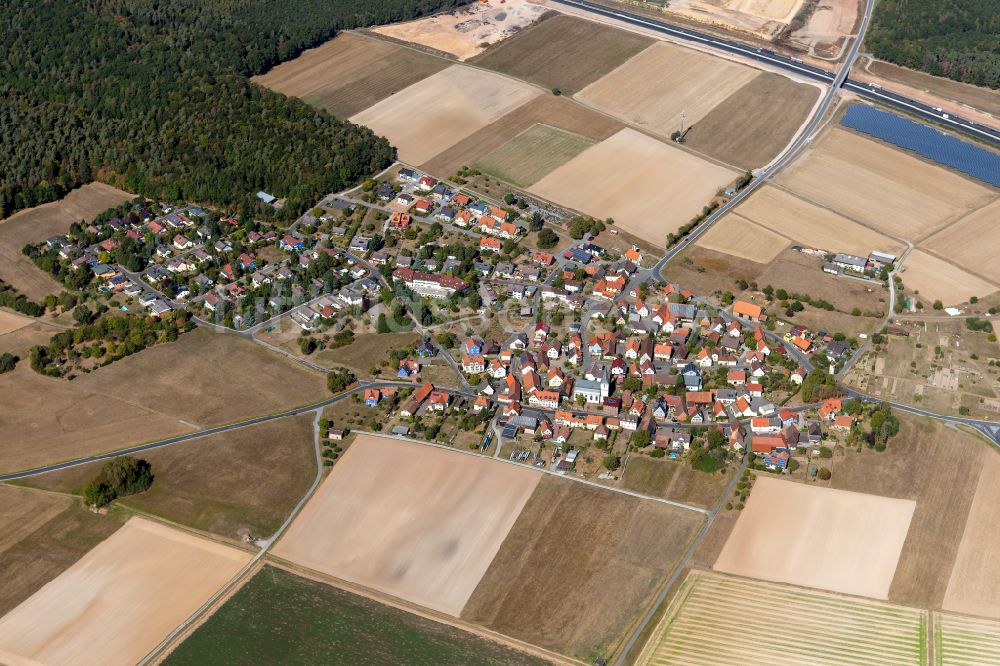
top-left (0, 280), bottom-right (46, 317)
top-left (867, 0), bottom-right (999, 88)
top-left (799, 355), bottom-right (840, 403)
top-left (0, 353), bottom-right (18, 374)
top-left (83, 456), bottom-right (154, 508)
top-left (567, 216), bottom-right (608, 240)
top-left (29, 310), bottom-right (194, 378)
top-left (841, 398), bottom-right (900, 451)
top-left (0, 0), bottom-right (465, 218)
top-left (326, 367), bottom-right (356, 393)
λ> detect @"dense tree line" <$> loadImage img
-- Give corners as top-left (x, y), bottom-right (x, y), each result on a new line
top-left (867, 0), bottom-right (999, 88)
top-left (0, 280), bottom-right (46, 317)
top-left (0, 0), bottom-right (465, 219)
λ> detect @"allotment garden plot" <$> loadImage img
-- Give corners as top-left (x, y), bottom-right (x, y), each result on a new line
top-left (636, 571), bottom-right (927, 666)
top-left (529, 128), bottom-right (736, 246)
top-left (0, 517), bottom-right (250, 666)
top-left (350, 65), bottom-right (540, 165)
top-left (715, 476), bottom-right (915, 599)
top-left (272, 434), bottom-right (539, 616)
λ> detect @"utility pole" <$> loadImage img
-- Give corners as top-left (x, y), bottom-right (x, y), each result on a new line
top-left (679, 110), bottom-right (686, 136)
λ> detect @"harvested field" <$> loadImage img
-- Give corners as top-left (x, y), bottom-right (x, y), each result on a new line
top-left (314, 330), bottom-right (421, 376)
top-left (420, 93), bottom-right (622, 178)
top-left (900, 249), bottom-right (997, 306)
top-left (0, 517), bottom-right (250, 666)
top-left (474, 124), bottom-right (596, 187)
top-left (164, 566), bottom-right (547, 666)
top-left (0, 328), bottom-right (326, 474)
top-left (576, 42), bottom-right (759, 139)
top-left (351, 65), bottom-right (540, 165)
top-left (619, 455), bottom-right (733, 509)
top-left (0, 183), bottom-right (132, 300)
top-left (0, 496), bottom-right (125, 617)
top-left (777, 127), bottom-right (995, 240)
top-left (943, 452), bottom-right (1000, 619)
top-left (251, 32), bottom-right (449, 118)
top-left (273, 435), bottom-right (539, 616)
top-left (695, 214), bottom-right (789, 263)
top-left (0, 485), bottom-right (71, 557)
top-left (684, 73), bottom-right (820, 168)
top-left (936, 613), bottom-right (1000, 666)
top-left (828, 414), bottom-right (985, 608)
top-left (921, 198), bottom-right (1000, 284)
top-left (738, 185), bottom-right (906, 256)
top-left (22, 415), bottom-right (317, 540)
top-left (0, 310), bottom-right (33, 336)
top-left (462, 474), bottom-right (704, 659)
top-left (372, 0), bottom-right (546, 61)
top-left (0, 318), bottom-right (61, 358)
top-left (530, 129), bottom-right (736, 246)
top-left (636, 571), bottom-right (927, 666)
top-left (715, 476), bottom-right (915, 599)
top-left (471, 13), bottom-right (653, 94)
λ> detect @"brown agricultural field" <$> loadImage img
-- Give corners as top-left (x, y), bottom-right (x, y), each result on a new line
top-left (0, 310), bottom-right (33, 336)
top-left (461, 474), bottom-right (704, 660)
top-left (0, 490), bottom-right (126, 617)
top-left (777, 127), bottom-right (995, 240)
top-left (944, 451), bottom-right (1000, 619)
top-left (920, 198), bottom-right (1000, 284)
top-left (737, 185), bottom-right (906, 257)
top-left (899, 249), bottom-right (997, 306)
top-left (273, 435), bottom-right (540, 617)
top-left (420, 93), bottom-right (623, 178)
top-left (22, 414), bottom-right (317, 540)
top-left (0, 328), bottom-right (327, 474)
top-left (694, 213), bottom-right (790, 264)
top-left (251, 32), bottom-right (449, 119)
top-left (684, 73), bottom-right (821, 168)
top-left (471, 13), bottom-right (653, 95)
top-left (371, 0), bottom-right (546, 61)
top-left (715, 476), bottom-right (915, 599)
top-left (0, 517), bottom-right (251, 666)
top-left (576, 42), bottom-right (759, 140)
top-left (618, 454), bottom-right (733, 509)
top-left (530, 129), bottom-right (736, 246)
top-left (0, 183), bottom-right (132, 300)
top-left (825, 413), bottom-right (986, 609)
top-left (350, 64), bottom-right (540, 165)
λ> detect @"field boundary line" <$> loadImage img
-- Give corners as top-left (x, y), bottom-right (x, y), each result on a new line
top-left (138, 409), bottom-right (328, 665)
top-left (266, 558), bottom-right (587, 666)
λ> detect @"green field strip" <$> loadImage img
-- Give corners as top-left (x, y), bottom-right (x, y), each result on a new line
top-left (640, 573), bottom-right (926, 666)
top-left (936, 613), bottom-right (1000, 666)
top-left (473, 123), bottom-right (597, 188)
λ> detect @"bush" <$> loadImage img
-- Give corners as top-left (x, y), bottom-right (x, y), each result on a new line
top-left (0, 353), bottom-right (17, 374)
top-left (818, 446), bottom-right (833, 459)
top-left (818, 466), bottom-right (832, 480)
top-left (649, 448), bottom-right (665, 458)
top-left (786, 458), bottom-right (800, 472)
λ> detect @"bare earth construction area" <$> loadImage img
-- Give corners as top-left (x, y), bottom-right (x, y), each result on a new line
top-left (272, 435), bottom-right (539, 616)
top-left (530, 129), bottom-right (736, 246)
top-left (0, 517), bottom-right (250, 666)
top-left (715, 476), bottom-right (915, 599)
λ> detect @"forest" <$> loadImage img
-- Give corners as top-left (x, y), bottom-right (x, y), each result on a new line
top-left (0, 0), bottom-right (464, 219)
top-left (867, 0), bottom-right (999, 89)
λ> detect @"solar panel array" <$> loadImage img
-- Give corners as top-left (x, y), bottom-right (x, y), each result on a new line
top-left (840, 105), bottom-right (1000, 188)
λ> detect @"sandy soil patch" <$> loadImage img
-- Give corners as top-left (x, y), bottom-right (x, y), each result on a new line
top-left (420, 93), bottom-right (622, 178)
top-left (351, 64), bottom-right (540, 165)
top-left (665, 0), bottom-right (805, 39)
top-left (899, 249), bottom-right (997, 306)
top-left (251, 32), bottom-right (449, 119)
top-left (943, 452), bottom-right (1000, 618)
top-left (372, 0), bottom-right (546, 61)
top-left (576, 42), bottom-right (759, 139)
top-left (738, 185), bottom-right (905, 256)
top-left (0, 183), bottom-right (132, 300)
top-left (0, 486), bottom-right (71, 557)
top-left (777, 127), bottom-right (996, 240)
top-left (471, 13), bottom-right (653, 95)
top-left (789, 0), bottom-right (859, 55)
top-left (684, 72), bottom-right (821, 169)
top-left (273, 435), bottom-right (539, 616)
top-left (530, 129), bottom-right (736, 246)
top-left (0, 517), bottom-right (250, 666)
top-left (696, 214), bottom-right (790, 263)
top-left (0, 310), bottom-right (34, 336)
top-left (715, 476), bottom-right (915, 599)
top-left (462, 474), bottom-right (704, 659)
top-left (921, 198), bottom-right (1000, 284)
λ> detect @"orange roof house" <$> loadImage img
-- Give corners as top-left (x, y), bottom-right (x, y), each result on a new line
top-left (733, 300), bottom-right (764, 322)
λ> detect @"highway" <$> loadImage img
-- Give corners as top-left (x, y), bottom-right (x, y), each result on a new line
top-left (549, 0), bottom-right (1000, 147)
